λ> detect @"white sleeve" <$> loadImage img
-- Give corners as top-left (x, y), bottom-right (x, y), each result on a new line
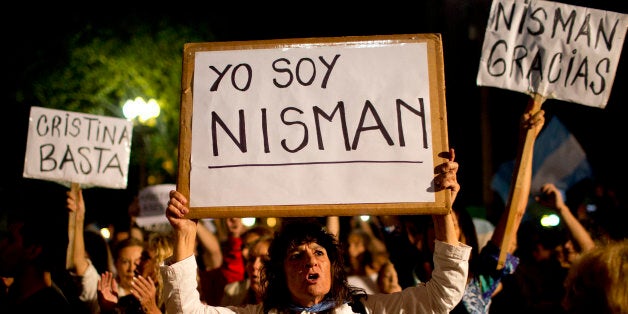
top-left (361, 241), bottom-right (471, 314)
top-left (78, 260), bottom-right (100, 313)
top-left (161, 255), bottom-right (263, 314)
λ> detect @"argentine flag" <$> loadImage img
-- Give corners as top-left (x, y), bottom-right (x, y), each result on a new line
top-left (491, 116), bottom-right (593, 205)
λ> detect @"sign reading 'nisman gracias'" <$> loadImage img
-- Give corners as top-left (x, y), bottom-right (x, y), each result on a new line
top-left (477, 0), bottom-right (628, 108)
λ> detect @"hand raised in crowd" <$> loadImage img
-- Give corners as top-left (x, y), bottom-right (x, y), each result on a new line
top-left (431, 148), bottom-right (462, 246)
top-left (66, 187), bottom-right (86, 217)
top-left (97, 271), bottom-right (119, 312)
top-left (166, 190), bottom-right (197, 234)
top-left (167, 190), bottom-right (198, 262)
top-left (434, 148), bottom-right (460, 203)
top-left (131, 275), bottom-right (160, 314)
top-left (536, 183), bottom-right (566, 210)
top-left (225, 217), bottom-right (246, 238)
top-left (521, 109), bottom-right (545, 136)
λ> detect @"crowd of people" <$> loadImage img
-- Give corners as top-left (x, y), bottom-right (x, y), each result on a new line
top-left (1, 109), bottom-right (627, 313)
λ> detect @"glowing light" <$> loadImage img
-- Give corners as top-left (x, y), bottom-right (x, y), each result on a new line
top-left (100, 227), bottom-right (111, 240)
top-left (123, 97), bottom-right (160, 123)
top-left (360, 215), bottom-right (370, 222)
top-left (266, 217), bottom-right (277, 227)
top-left (242, 217), bottom-right (256, 227)
top-left (540, 214), bottom-right (560, 227)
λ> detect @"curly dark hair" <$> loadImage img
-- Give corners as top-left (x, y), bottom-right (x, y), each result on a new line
top-left (261, 220), bottom-right (366, 313)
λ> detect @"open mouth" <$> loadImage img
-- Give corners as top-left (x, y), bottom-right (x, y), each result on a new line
top-left (307, 273), bottom-right (319, 282)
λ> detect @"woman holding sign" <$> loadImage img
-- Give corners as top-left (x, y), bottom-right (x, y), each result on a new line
top-left (160, 149), bottom-right (470, 314)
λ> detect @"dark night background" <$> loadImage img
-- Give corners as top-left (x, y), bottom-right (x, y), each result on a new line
top-left (1, 1), bottom-right (627, 226)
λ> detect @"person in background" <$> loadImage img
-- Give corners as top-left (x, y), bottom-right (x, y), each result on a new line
top-left (536, 183), bottom-right (596, 268)
top-left (194, 219), bottom-right (223, 274)
top-left (239, 225), bottom-right (274, 262)
top-left (130, 230), bottom-right (174, 313)
top-left (325, 214), bottom-right (391, 295)
top-left (96, 231), bottom-right (173, 314)
top-left (490, 180), bottom-right (599, 314)
top-left (449, 109), bottom-right (545, 313)
top-left (421, 206), bottom-right (481, 282)
top-left (83, 229), bottom-right (115, 276)
top-left (161, 148), bottom-right (471, 313)
top-left (67, 186), bottom-right (167, 313)
top-left (196, 217), bottom-right (248, 305)
top-left (220, 235), bottom-right (274, 306)
top-left (97, 236), bottom-right (145, 313)
top-left (376, 261), bottom-right (402, 294)
top-left (566, 179), bottom-right (628, 243)
top-left (344, 228), bottom-right (381, 294)
top-left (66, 186), bottom-right (102, 313)
top-left (0, 186), bottom-right (72, 313)
top-left (561, 239), bottom-right (628, 314)
top-left (381, 214), bottom-right (433, 288)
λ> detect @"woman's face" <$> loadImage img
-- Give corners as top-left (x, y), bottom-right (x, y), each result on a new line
top-left (283, 242), bottom-right (332, 307)
top-left (347, 234), bottom-right (366, 258)
top-left (378, 263), bottom-right (402, 294)
top-left (115, 245), bottom-right (143, 290)
top-left (241, 233), bottom-right (261, 261)
top-left (557, 239), bottom-right (579, 267)
top-left (246, 240), bottom-right (270, 297)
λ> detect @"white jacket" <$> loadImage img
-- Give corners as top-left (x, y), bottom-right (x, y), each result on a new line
top-left (161, 240), bottom-right (471, 314)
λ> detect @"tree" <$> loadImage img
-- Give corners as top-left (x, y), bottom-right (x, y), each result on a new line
top-left (16, 15), bottom-right (215, 190)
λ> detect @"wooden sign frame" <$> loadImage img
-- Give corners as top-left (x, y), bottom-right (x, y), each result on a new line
top-left (177, 34), bottom-right (451, 218)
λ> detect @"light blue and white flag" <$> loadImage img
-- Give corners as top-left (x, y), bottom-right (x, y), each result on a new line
top-left (491, 116), bottom-right (593, 205)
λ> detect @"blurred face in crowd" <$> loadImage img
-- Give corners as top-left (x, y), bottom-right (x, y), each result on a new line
top-left (242, 233), bottom-right (261, 261)
top-left (347, 233), bottom-right (366, 259)
top-left (137, 233), bottom-right (173, 282)
top-left (377, 263), bottom-right (402, 294)
top-left (556, 239), bottom-right (579, 268)
top-left (115, 244), bottom-right (143, 291)
top-left (246, 239), bottom-right (271, 300)
top-left (284, 242), bottom-right (332, 307)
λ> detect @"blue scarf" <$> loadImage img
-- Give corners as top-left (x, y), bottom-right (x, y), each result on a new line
top-left (286, 299), bottom-right (340, 313)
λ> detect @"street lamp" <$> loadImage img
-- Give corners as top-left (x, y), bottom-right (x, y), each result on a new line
top-left (123, 97), bottom-right (160, 123)
top-left (123, 97), bottom-right (161, 188)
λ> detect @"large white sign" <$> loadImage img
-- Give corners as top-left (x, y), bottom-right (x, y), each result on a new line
top-left (23, 106), bottom-right (133, 189)
top-left (188, 38), bottom-right (440, 209)
top-left (191, 42), bottom-right (434, 207)
top-left (477, 0), bottom-right (628, 108)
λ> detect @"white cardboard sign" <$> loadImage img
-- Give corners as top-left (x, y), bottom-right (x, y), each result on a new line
top-left (477, 0), bottom-right (628, 108)
top-left (23, 106), bottom-right (133, 189)
top-left (136, 183), bottom-right (175, 228)
top-left (178, 35), bottom-right (452, 218)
